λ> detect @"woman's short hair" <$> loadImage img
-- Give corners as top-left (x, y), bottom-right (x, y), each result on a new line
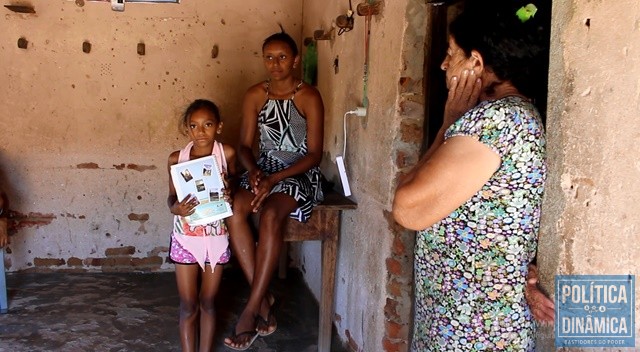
top-left (450, 0), bottom-right (551, 102)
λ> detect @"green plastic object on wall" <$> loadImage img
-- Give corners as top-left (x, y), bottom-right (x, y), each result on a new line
top-left (303, 40), bottom-right (318, 86)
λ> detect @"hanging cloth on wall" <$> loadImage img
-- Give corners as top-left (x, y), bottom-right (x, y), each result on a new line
top-left (303, 40), bottom-right (318, 86)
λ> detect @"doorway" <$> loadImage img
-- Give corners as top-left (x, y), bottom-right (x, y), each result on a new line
top-left (422, 0), bottom-right (550, 150)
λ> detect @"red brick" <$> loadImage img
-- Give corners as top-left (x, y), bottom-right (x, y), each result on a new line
top-left (399, 120), bottom-right (423, 144)
top-left (131, 256), bottom-right (163, 267)
top-left (67, 257), bottom-right (83, 266)
top-left (385, 320), bottom-right (408, 340)
top-left (391, 236), bottom-right (406, 256)
top-left (105, 246), bottom-right (135, 256)
top-left (128, 213), bottom-right (149, 221)
top-left (149, 246), bottom-right (169, 256)
top-left (103, 257), bottom-right (133, 267)
top-left (382, 337), bottom-right (407, 352)
top-left (76, 162), bottom-right (99, 169)
top-left (386, 257), bottom-right (402, 276)
top-left (84, 257), bottom-right (104, 266)
top-left (387, 279), bottom-right (402, 297)
top-left (385, 298), bottom-right (399, 320)
top-left (33, 258), bottom-right (65, 267)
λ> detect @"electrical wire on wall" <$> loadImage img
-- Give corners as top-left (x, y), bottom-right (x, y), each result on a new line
top-left (341, 107), bottom-right (367, 160)
top-left (337, 107), bottom-right (366, 197)
top-left (357, 0), bottom-right (381, 108)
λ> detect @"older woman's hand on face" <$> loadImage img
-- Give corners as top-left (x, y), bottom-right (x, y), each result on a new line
top-left (525, 264), bottom-right (555, 325)
top-left (443, 69), bottom-right (482, 129)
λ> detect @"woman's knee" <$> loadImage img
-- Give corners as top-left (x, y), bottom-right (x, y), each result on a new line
top-left (260, 195), bottom-right (297, 222)
top-left (258, 204), bottom-right (289, 226)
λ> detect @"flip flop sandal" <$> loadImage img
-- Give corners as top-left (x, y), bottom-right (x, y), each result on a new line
top-left (224, 326), bottom-right (259, 351)
top-left (257, 296), bottom-right (278, 337)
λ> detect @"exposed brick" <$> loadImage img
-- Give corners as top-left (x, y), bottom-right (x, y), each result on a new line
top-left (382, 336), bottom-right (407, 352)
top-left (148, 246), bottom-right (169, 256)
top-left (33, 258), bottom-right (65, 267)
top-left (398, 77), bottom-right (425, 96)
top-left (128, 213), bottom-right (149, 221)
top-left (386, 257), bottom-right (402, 276)
top-left (105, 246), bottom-right (135, 256)
top-left (395, 149), bottom-right (420, 170)
top-left (399, 119), bottom-right (423, 145)
top-left (76, 162), bottom-right (99, 169)
top-left (387, 278), bottom-right (403, 298)
top-left (103, 257), bottom-right (133, 267)
top-left (391, 236), bottom-right (406, 255)
top-left (382, 337), bottom-right (397, 352)
top-left (385, 297), bottom-right (400, 320)
top-left (67, 257), bottom-right (83, 266)
top-left (385, 320), bottom-right (402, 339)
top-left (131, 256), bottom-right (163, 267)
top-left (126, 164), bottom-right (157, 172)
top-left (399, 77), bottom-right (412, 93)
top-left (84, 257), bottom-right (104, 267)
top-left (11, 212), bottom-right (56, 230)
top-left (403, 92), bottom-right (425, 105)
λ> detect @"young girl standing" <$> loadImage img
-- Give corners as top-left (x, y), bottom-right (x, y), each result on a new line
top-left (167, 99), bottom-right (236, 352)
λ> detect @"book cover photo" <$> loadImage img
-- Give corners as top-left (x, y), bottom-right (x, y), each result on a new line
top-left (170, 155), bottom-right (233, 226)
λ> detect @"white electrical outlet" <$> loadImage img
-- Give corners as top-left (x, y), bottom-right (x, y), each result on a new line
top-left (111, 0), bottom-right (125, 12)
top-left (336, 156), bottom-right (351, 197)
top-left (353, 107), bottom-right (367, 117)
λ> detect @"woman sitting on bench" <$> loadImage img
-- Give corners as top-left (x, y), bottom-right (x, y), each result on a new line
top-left (224, 27), bottom-right (325, 351)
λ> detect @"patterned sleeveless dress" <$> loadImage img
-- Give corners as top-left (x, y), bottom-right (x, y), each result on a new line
top-left (412, 96), bottom-right (546, 351)
top-left (169, 141), bottom-right (231, 270)
top-left (239, 80), bottom-right (324, 222)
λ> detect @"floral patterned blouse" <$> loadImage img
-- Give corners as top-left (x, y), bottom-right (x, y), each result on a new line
top-left (412, 96), bottom-right (546, 351)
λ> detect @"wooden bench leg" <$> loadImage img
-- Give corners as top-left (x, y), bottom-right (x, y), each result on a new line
top-left (318, 235), bottom-right (337, 352)
top-left (0, 249), bottom-right (8, 313)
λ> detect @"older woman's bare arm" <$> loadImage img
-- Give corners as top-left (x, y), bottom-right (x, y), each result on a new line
top-left (392, 136), bottom-right (500, 231)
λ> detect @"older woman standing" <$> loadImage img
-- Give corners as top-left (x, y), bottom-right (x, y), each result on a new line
top-left (393, 1), bottom-right (553, 350)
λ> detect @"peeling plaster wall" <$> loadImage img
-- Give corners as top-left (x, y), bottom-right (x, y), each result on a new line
top-left (537, 0), bottom-right (640, 349)
top-left (293, 1), bottom-right (417, 351)
top-left (0, 0), bottom-right (302, 272)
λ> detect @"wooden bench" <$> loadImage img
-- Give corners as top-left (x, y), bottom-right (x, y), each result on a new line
top-left (277, 191), bottom-right (357, 352)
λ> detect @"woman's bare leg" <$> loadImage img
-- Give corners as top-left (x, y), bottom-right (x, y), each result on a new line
top-left (226, 189), bottom-right (257, 285)
top-left (224, 192), bottom-right (297, 348)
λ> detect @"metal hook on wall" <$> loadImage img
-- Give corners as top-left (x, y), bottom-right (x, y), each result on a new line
top-left (336, 0), bottom-right (355, 35)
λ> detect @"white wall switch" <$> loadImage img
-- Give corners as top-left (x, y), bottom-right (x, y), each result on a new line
top-left (111, 0), bottom-right (125, 12)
